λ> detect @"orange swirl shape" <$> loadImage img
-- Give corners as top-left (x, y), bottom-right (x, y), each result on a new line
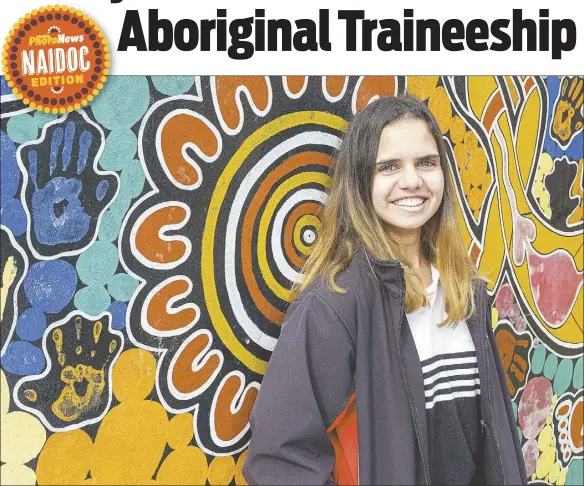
top-left (213, 373), bottom-right (258, 444)
top-left (146, 279), bottom-right (197, 333)
top-left (134, 204), bottom-right (189, 266)
top-left (285, 76), bottom-right (307, 96)
top-left (241, 151), bottom-right (333, 324)
top-left (214, 76), bottom-right (270, 131)
top-left (355, 76), bottom-right (397, 112)
top-left (172, 332), bottom-right (221, 396)
top-left (325, 76), bottom-right (348, 98)
top-left (160, 113), bottom-right (220, 188)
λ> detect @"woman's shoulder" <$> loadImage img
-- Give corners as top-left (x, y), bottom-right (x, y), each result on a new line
top-left (300, 255), bottom-right (371, 299)
top-left (471, 277), bottom-right (490, 302)
top-left (291, 257), bottom-right (373, 335)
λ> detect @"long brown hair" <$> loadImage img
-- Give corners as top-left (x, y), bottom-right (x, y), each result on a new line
top-left (293, 95), bottom-right (486, 326)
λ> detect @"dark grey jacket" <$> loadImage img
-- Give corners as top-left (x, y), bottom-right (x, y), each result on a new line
top-left (243, 251), bottom-right (528, 485)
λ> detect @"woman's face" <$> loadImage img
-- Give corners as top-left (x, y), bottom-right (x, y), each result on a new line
top-left (371, 118), bottom-right (445, 235)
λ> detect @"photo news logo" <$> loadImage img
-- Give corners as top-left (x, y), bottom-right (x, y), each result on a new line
top-left (2, 5), bottom-right (110, 114)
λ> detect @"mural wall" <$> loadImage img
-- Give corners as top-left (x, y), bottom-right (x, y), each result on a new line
top-left (0, 75), bottom-right (582, 485)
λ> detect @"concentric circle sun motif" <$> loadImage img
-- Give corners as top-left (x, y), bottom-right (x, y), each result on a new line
top-left (201, 112), bottom-right (345, 373)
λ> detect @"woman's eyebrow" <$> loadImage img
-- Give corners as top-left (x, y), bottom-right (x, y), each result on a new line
top-left (417, 153), bottom-right (440, 161)
top-left (375, 158), bottom-right (400, 166)
top-left (375, 154), bottom-right (440, 165)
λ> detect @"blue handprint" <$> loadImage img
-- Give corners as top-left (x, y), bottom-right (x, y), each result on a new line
top-left (18, 110), bottom-right (118, 258)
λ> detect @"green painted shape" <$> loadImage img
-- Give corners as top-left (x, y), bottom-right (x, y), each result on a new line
top-left (7, 114), bottom-right (38, 143)
top-left (76, 241), bottom-right (119, 286)
top-left (543, 353), bottom-right (559, 381)
top-left (107, 273), bottom-right (139, 302)
top-left (151, 76), bottom-right (195, 96)
top-left (98, 129), bottom-right (137, 171)
top-left (91, 76), bottom-right (150, 129)
top-left (531, 344), bottom-right (547, 375)
top-left (74, 285), bottom-right (111, 317)
top-left (553, 359), bottom-right (574, 396)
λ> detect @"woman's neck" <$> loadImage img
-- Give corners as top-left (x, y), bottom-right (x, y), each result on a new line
top-left (388, 226), bottom-right (433, 287)
top-left (389, 227), bottom-right (425, 270)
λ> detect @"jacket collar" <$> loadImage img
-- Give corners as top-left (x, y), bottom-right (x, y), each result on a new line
top-left (354, 248), bottom-right (405, 298)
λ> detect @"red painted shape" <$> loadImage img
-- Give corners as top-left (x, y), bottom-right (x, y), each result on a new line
top-left (518, 376), bottom-right (553, 440)
top-left (527, 250), bottom-right (583, 326)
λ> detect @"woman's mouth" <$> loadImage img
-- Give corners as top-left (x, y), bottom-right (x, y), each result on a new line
top-left (390, 197), bottom-right (428, 212)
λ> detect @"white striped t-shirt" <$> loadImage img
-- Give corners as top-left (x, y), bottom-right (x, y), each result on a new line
top-left (405, 265), bottom-right (483, 485)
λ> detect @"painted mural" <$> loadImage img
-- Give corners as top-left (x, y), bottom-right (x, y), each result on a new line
top-left (0, 75), bottom-right (582, 485)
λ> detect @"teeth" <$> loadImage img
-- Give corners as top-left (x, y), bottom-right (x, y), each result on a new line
top-left (392, 198), bottom-right (426, 207)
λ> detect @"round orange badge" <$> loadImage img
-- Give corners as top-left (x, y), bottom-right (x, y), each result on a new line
top-left (2, 5), bottom-right (110, 114)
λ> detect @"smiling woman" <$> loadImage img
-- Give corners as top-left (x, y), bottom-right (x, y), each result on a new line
top-left (372, 118), bottom-right (444, 239)
top-left (243, 95), bottom-right (527, 486)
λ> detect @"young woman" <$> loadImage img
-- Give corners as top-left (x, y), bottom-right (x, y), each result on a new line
top-left (243, 95), bottom-right (527, 485)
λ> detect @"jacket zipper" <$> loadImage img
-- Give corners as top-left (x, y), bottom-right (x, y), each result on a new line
top-left (474, 292), bottom-right (507, 485)
top-left (394, 264), bottom-right (432, 486)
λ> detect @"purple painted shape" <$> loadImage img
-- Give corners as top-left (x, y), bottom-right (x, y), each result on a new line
top-left (519, 376), bottom-right (553, 440)
top-left (522, 438), bottom-right (539, 477)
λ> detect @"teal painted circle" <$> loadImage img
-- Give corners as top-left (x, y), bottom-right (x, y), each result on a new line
top-left (7, 114), bottom-right (38, 143)
top-left (119, 160), bottom-right (145, 200)
top-left (512, 401), bottom-right (518, 422)
top-left (99, 129), bottom-right (137, 171)
top-left (566, 459), bottom-right (583, 486)
top-left (573, 357), bottom-right (583, 389)
top-left (543, 353), bottom-right (559, 380)
top-left (91, 76), bottom-right (150, 130)
top-left (516, 426), bottom-right (522, 443)
top-left (151, 76), bottom-right (195, 96)
top-left (98, 198), bottom-right (131, 243)
top-left (98, 209), bottom-right (124, 243)
top-left (33, 112), bottom-right (58, 128)
top-left (107, 273), bottom-right (139, 302)
top-left (531, 344), bottom-right (547, 375)
top-left (74, 285), bottom-right (111, 317)
top-left (553, 359), bottom-right (574, 396)
top-left (76, 241), bottom-right (119, 286)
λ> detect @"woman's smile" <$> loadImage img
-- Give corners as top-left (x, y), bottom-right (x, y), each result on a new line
top-left (390, 197), bottom-right (429, 212)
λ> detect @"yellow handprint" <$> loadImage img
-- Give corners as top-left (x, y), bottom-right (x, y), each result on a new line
top-left (552, 76), bottom-right (584, 148)
top-left (51, 318), bottom-right (117, 422)
top-left (15, 311), bottom-right (123, 429)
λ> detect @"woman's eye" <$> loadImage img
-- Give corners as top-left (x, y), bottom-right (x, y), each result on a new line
top-left (419, 160), bottom-right (436, 167)
top-left (379, 164), bottom-right (397, 172)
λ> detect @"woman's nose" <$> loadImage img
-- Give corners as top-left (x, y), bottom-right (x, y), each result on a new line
top-left (397, 164), bottom-right (422, 189)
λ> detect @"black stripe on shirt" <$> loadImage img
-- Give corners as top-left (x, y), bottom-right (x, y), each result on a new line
top-left (420, 350), bottom-right (477, 368)
top-left (425, 384), bottom-right (482, 405)
top-left (422, 360), bottom-right (478, 380)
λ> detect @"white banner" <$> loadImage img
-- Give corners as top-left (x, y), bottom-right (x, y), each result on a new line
top-left (2, 0), bottom-right (583, 75)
